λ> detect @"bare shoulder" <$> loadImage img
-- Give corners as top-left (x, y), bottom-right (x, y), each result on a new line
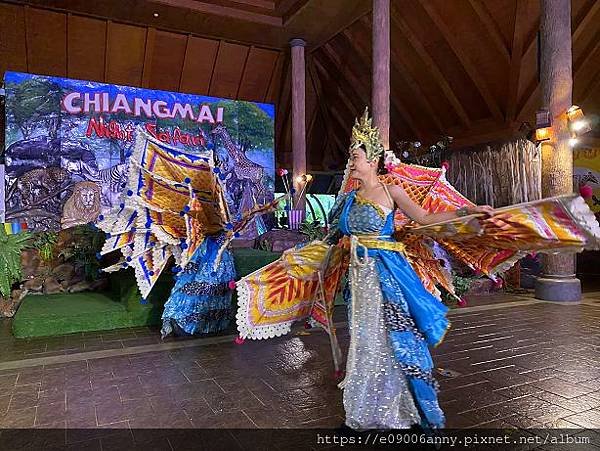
top-left (386, 184), bottom-right (408, 198)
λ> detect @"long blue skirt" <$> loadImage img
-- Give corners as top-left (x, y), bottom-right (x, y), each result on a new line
top-left (161, 236), bottom-right (236, 337)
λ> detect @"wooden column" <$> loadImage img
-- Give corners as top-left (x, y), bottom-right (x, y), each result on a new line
top-left (535, 0), bottom-right (581, 302)
top-left (290, 38), bottom-right (306, 212)
top-left (372, 0), bottom-right (390, 149)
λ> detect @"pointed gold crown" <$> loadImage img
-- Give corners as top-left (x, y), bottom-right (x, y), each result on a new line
top-left (349, 107), bottom-right (384, 162)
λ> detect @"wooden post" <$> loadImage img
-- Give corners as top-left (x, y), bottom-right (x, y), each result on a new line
top-left (372, 0), bottom-right (390, 150)
top-left (535, 0), bottom-right (581, 302)
top-left (290, 38), bottom-right (306, 213)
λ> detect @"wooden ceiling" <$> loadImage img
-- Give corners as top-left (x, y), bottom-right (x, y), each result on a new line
top-left (1, 0), bottom-right (599, 171)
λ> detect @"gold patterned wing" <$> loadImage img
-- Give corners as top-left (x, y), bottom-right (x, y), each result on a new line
top-left (412, 195), bottom-right (600, 275)
top-left (98, 129), bottom-right (229, 298)
top-left (236, 241), bottom-right (346, 340)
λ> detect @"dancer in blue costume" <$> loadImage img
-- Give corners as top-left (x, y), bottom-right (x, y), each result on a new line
top-left (329, 109), bottom-right (493, 430)
top-left (161, 234), bottom-right (236, 337)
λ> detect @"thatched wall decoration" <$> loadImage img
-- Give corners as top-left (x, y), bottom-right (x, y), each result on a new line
top-left (446, 138), bottom-right (541, 208)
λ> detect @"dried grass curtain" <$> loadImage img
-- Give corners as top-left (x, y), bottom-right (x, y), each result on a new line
top-left (446, 138), bottom-right (541, 208)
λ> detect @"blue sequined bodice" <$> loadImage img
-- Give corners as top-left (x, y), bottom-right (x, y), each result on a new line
top-left (340, 192), bottom-right (395, 236)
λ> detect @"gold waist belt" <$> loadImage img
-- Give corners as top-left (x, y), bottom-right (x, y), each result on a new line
top-left (353, 236), bottom-right (407, 254)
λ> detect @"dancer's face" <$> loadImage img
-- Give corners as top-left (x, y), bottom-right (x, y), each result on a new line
top-left (349, 146), bottom-right (376, 179)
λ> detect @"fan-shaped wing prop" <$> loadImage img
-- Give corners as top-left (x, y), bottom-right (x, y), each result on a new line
top-left (412, 195), bottom-right (600, 274)
top-left (98, 128), bottom-right (229, 299)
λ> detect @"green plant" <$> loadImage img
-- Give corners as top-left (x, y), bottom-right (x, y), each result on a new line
top-left (58, 225), bottom-right (105, 281)
top-left (31, 231), bottom-right (59, 261)
top-left (0, 228), bottom-right (31, 297)
top-left (441, 273), bottom-right (475, 304)
top-left (299, 219), bottom-right (326, 241)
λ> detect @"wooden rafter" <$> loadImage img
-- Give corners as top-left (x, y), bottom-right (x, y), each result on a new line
top-left (583, 75), bottom-right (600, 105)
top-left (390, 9), bottom-right (471, 129)
top-left (421, 1), bottom-right (503, 122)
top-left (102, 18), bottom-right (109, 81)
top-left (322, 42), bottom-right (376, 131)
top-left (264, 51), bottom-right (283, 102)
top-left (574, 29), bottom-right (600, 99)
top-left (276, 0), bottom-right (311, 24)
top-left (467, 0), bottom-right (510, 63)
top-left (573, 0), bottom-right (600, 43)
top-left (275, 52), bottom-right (291, 153)
top-left (307, 57), bottom-right (347, 161)
top-left (506, 0), bottom-right (527, 122)
top-left (178, 34), bottom-right (191, 91)
top-left (312, 53), bottom-right (358, 120)
top-left (326, 34), bottom-right (423, 141)
top-left (235, 45), bottom-right (252, 99)
top-left (207, 40), bottom-right (222, 95)
top-left (518, 0), bottom-right (600, 119)
top-left (149, 0), bottom-right (282, 27)
top-left (354, 16), bottom-right (444, 133)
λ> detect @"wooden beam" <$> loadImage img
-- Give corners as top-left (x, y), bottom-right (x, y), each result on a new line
top-left (23, 5), bottom-right (30, 72)
top-left (518, 0), bottom-right (599, 119)
top-left (582, 74), bottom-right (600, 105)
top-left (467, 0), bottom-right (510, 63)
top-left (234, 0), bottom-right (275, 10)
top-left (312, 81), bottom-right (353, 159)
top-left (178, 34), bottom-right (191, 91)
top-left (275, 53), bottom-right (291, 153)
top-left (347, 19), bottom-right (444, 135)
top-left (149, 0), bottom-right (282, 27)
top-left (573, 0), bottom-right (600, 43)
top-left (506, 0), bottom-right (528, 122)
top-left (517, 80), bottom-right (539, 120)
top-left (264, 50), bottom-right (283, 102)
top-left (390, 9), bottom-right (471, 128)
top-left (277, 0), bottom-right (311, 25)
top-left (330, 28), bottom-right (423, 141)
top-left (308, 55), bottom-right (349, 159)
top-left (421, 1), bottom-right (504, 122)
top-left (104, 20), bottom-right (112, 82)
top-left (317, 43), bottom-right (365, 115)
top-left (141, 27), bottom-right (156, 88)
top-left (312, 54), bottom-right (359, 121)
top-left (575, 27), bottom-right (600, 78)
top-left (302, 2), bottom-right (371, 53)
top-left (575, 30), bottom-right (600, 99)
top-left (207, 40), bottom-right (222, 95)
top-left (235, 45), bottom-right (252, 99)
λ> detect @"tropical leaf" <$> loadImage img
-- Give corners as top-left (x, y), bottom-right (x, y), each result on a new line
top-left (0, 228), bottom-right (31, 297)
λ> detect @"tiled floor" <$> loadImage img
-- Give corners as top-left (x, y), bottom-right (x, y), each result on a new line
top-left (0, 293), bottom-right (600, 449)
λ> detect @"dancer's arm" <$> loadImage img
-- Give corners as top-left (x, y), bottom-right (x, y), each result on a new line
top-left (388, 184), bottom-right (494, 226)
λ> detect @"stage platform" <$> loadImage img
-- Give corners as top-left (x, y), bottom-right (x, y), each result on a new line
top-left (12, 248), bottom-right (281, 338)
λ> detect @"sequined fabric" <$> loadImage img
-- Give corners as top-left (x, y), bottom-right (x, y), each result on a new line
top-left (343, 253), bottom-right (421, 430)
top-left (161, 234), bottom-right (236, 337)
top-left (335, 190), bottom-right (448, 429)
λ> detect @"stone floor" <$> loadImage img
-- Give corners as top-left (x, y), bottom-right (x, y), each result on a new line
top-left (0, 292), bottom-right (600, 449)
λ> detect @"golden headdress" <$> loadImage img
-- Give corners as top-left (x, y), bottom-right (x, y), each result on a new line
top-left (350, 107), bottom-right (385, 162)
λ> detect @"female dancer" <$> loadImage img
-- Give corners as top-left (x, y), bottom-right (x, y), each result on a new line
top-left (327, 110), bottom-right (491, 430)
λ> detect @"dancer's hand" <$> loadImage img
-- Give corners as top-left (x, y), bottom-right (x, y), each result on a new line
top-left (470, 205), bottom-right (494, 217)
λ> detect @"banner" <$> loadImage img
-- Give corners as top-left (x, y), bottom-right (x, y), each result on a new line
top-left (3, 72), bottom-right (275, 235)
top-left (574, 145), bottom-right (600, 215)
